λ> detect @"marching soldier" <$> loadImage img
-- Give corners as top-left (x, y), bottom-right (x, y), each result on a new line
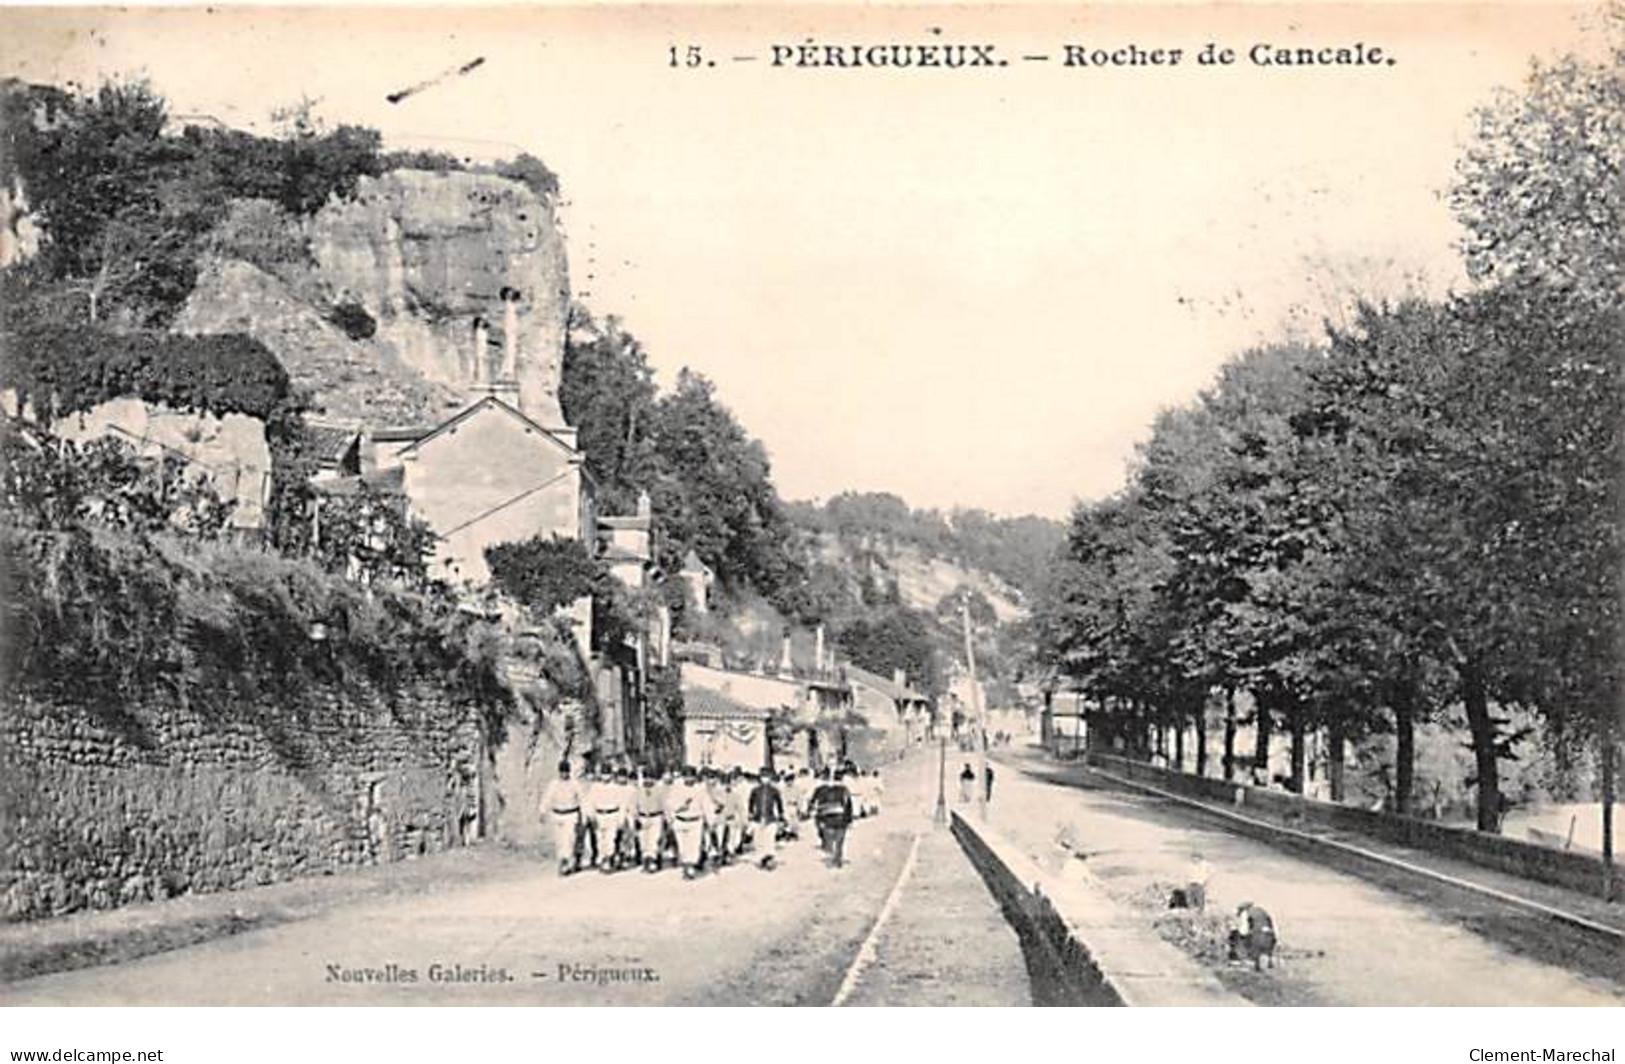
top-left (589, 765), bottom-right (634, 871)
top-left (811, 766), bottom-right (856, 869)
top-left (666, 766), bottom-right (711, 880)
top-left (635, 769), bottom-right (668, 872)
top-left (539, 760), bottom-right (584, 876)
top-left (704, 768), bottom-right (730, 864)
top-left (723, 768), bottom-right (750, 861)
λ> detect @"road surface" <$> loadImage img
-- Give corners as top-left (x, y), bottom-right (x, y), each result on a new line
top-left (2, 754), bottom-right (1032, 1006)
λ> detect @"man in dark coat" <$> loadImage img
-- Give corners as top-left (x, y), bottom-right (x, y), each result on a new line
top-left (747, 769), bottom-right (786, 868)
top-left (810, 766), bottom-right (856, 868)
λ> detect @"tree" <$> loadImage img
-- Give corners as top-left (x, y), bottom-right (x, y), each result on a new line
top-left (836, 606), bottom-right (941, 698)
top-left (560, 306), bottom-right (659, 514)
top-left (1450, 18), bottom-right (1623, 870)
top-left (1449, 27), bottom-right (1624, 309)
top-left (309, 484), bottom-right (436, 589)
top-left (647, 369), bottom-right (801, 607)
top-left (1, 419), bottom-right (234, 539)
top-left (485, 536), bottom-right (600, 615)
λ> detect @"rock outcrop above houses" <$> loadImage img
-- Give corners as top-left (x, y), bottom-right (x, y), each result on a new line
top-left (175, 169), bottom-right (570, 430)
top-left (307, 170), bottom-right (571, 424)
top-left (175, 256), bottom-right (466, 427)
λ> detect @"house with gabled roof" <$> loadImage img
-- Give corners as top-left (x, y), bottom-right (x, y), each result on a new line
top-left (681, 687), bottom-right (772, 770)
top-left (845, 663), bottom-right (932, 745)
top-left (374, 393), bottom-right (592, 587)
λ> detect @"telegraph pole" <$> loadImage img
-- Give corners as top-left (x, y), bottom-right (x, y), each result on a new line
top-left (933, 734), bottom-right (948, 826)
top-left (961, 599), bottom-right (988, 823)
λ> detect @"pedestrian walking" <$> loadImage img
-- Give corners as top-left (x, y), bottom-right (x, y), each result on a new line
top-left (811, 767), bottom-right (856, 869)
top-left (959, 763), bottom-right (976, 803)
top-left (540, 761), bottom-right (584, 876)
top-left (984, 764), bottom-right (995, 803)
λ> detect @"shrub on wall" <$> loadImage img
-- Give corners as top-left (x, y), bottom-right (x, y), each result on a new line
top-left (0, 320), bottom-right (296, 425)
top-left (0, 520), bottom-right (511, 715)
top-left (1, 419), bottom-right (236, 539)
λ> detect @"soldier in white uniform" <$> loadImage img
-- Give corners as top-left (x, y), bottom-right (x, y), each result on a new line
top-left (704, 768), bottom-right (729, 864)
top-left (722, 769), bottom-right (750, 861)
top-left (539, 761), bottom-right (584, 876)
top-left (634, 770), bottom-right (669, 872)
top-left (589, 766), bottom-right (633, 871)
top-left (666, 766), bottom-right (711, 880)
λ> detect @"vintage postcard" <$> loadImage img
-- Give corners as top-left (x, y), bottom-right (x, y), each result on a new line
top-left (0, 2), bottom-right (1620, 1019)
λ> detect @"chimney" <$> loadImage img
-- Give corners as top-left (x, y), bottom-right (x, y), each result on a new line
top-left (893, 668), bottom-right (907, 690)
top-left (500, 288), bottom-right (521, 382)
top-left (814, 625), bottom-right (826, 674)
top-left (471, 318), bottom-right (490, 385)
top-left (779, 631), bottom-right (794, 676)
top-left (637, 490), bottom-right (651, 520)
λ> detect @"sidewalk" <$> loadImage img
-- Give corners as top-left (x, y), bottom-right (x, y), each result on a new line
top-left (838, 826), bottom-right (1031, 1006)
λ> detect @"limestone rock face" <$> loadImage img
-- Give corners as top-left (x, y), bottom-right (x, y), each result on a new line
top-left (306, 170), bottom-right (570, 425)
top-left (52, 396), bottom-right (273, 531)
top-left (0, 178), bottom-right (42, 268)
top-left (175, 256), bottom-right (466, 428)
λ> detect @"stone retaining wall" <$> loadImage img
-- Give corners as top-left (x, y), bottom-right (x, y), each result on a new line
top-left (1090, 753), bottom-right (1613, 899)
top-left (0, 685), bottom-right (488, 923)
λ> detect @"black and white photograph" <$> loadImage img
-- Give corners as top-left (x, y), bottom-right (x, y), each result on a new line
top-left (0, 0), bottom-right (1620, 1034)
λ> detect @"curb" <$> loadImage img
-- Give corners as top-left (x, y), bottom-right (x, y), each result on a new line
top-left (950, 810), bottom-right (1249, 1007)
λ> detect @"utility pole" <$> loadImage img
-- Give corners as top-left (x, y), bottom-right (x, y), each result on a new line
top-left (961, 599), bottom-right (988, 823)
top-left (933, 734), bottom-right (948, 826)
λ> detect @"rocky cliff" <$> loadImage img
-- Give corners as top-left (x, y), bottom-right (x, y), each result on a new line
top-left (175, 257), bottom-right (466, 427)
top-left (810, 532), bottom-right (1027, 622)
top-left (176, 169), bottom-right (571, 431)
top-left (307, 170), bottom-right (570, 425)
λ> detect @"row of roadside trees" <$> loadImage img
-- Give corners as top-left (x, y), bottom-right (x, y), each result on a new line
top-left (1033, 25), bottom-right (1622, 872)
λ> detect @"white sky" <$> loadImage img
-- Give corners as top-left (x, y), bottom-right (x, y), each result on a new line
top-left (0, 3), bottom-right (1603, 517)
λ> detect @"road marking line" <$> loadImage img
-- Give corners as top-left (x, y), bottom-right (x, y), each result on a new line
top-left (1083, 763), bottom-right (1625, 943)
top-left (830, 831), bottom-right (922, 1007)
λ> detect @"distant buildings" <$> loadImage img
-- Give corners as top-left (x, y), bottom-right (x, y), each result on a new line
top-left (845, 664), bottom-right (931, 746)
top-left (675, 624), bottom-right (929, 770)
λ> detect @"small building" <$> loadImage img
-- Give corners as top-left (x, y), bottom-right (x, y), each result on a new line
top-left (379, 394), bottom-right (590, 587)
top-left (305, 420), bottom-right (362, 481)
top-left (681, 687), bottom-right (771, 771)
top-left (597, 492), bottom-right (653, 591)
top-left (679, 656), bottom-right (855, 772)
top-left (1043, 688), bottom-right (1089, 757)
top-left (845, 665), bottom-right (931, 746)
top-left (678, 549), bottom-right (715, 614)
top-left (50, 396), bottom-right (274, 535)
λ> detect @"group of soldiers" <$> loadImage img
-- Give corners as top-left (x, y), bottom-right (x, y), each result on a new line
top-left (540, 760), bottom-right (886, 879)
